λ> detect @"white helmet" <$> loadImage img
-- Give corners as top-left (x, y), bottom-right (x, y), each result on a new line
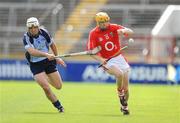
top-left (26, 17), bottom-right (39, 28)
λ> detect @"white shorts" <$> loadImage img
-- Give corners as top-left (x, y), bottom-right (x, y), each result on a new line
top-left (104, 54), bottom-right (130, 73)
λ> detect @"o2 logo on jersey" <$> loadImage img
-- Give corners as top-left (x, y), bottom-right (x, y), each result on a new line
top-left (105, 41), bottom-right (114, 51)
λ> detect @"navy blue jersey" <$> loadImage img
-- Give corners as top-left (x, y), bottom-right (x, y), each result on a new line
top-left (23, 28), bottom-right (53, 63)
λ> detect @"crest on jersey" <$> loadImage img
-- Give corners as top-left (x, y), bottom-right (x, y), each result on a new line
top-left (98, 37), bottom-right (103, 42)
top-left (110, 32), bottom-right (114, 37)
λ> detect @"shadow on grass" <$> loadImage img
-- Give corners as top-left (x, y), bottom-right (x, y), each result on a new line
top-left (87, 114), bottom-right (125, 117)
top-left (68, 112), bottom-right (127, 117)
top-left (23, 112), bottom-right (130, 117)
top-left (23, 112), bottom-right (61, 115)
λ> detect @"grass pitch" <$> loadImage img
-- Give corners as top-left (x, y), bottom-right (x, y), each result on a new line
top-left (0, 81), bottom-right (180, 123)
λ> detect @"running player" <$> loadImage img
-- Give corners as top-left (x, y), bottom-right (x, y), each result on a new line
top-left (23, 17), bottom-right (66, 112)
top-left (87, 12), bottom-right (133, 115)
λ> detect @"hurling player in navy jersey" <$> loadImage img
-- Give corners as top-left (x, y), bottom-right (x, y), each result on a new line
top-left (23, 17), bottom-right (66, 112)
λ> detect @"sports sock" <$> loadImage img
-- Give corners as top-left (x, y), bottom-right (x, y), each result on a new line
top-left (117, 88), bottom-right (124, 97)
top-left (52, 100), bottom-right (62, 109)
top-left (117, 88), bottom-right (128, 106)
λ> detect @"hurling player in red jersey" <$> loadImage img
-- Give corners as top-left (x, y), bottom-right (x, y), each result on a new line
top-left (87, 12), bottom-right (133, 115)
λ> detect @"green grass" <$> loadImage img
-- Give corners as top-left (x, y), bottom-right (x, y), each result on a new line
top-left (0, 81), bottom-right (180, 123)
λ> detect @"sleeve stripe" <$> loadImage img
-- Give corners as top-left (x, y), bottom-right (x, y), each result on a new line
top-left (23, 35), bottom-right (28, 46)
top-left (23, 33), bottom-right (34, 49)
top-left (40, 28), bottom-right (52, 44)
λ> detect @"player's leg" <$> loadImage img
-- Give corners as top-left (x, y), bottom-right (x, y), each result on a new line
top-left (119, 70), bottom-right (130, 115)
top-left (107, 66), bottom-right (124, 83)
top-left (34, 72), bottom-right (58, 102)
top-left (44, 60), bottom-right (64, 112)
top-left (47, 71), bottom-right (63, 90)
top-left (47, 71), bottom-right (64, 112)
top-left (122, 71), bottom-right (130, 103)
top-left (105, 55), bottom-right (130, 115)
top-left (45, 59), bottom-right (63, 89)
top-left (107, 66), bottom-right (129, 114)
top-left (107, 66), bottom-right (125, 102)
top-left (107, 66), bottom-right (124, 94)
top-left (106, 66), bottom-right (124, 93)
top-left (34, 72), bottom-right (64, 112)
top-left (106, 66), bottom-right (125, 104)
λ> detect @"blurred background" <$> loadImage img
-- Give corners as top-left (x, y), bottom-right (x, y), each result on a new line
top-left (1, 2), bottom-right (180, 122)
top-left (0, 0), bottom-right (180, 83)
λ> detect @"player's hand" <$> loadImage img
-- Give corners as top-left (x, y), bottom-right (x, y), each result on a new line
top-left (46, 53), bottom-right (55, 61)
top-left (98, 59), bottom-right (108, 69)
top-left (118, 28), bottom-right (133, 37)
top-left (56, 58), bottom-right (66, 67)
top-left (118, 29), bottom-right (125, 35)
top-left (100, 59), bottom-right (107, 65)
top-left (99, 59), bottom-right (109, 71)
top-left (102, 65), bottom-right (109, 71)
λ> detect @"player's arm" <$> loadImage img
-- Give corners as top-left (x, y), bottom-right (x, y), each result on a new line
top-left (87, 31), bottom-right (107, 64)
top-left (49, 41), bottom-right (66, 67)
top-left (50, 42), bottom-right (58, 56)
top-left (117, 27), bottom-right (134, 37)
top-left (26, 47), bottom-right (55, 60)
top-left (23, 34), bottom-right (55, 60)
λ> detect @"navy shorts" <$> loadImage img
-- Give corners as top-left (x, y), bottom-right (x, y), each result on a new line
top-left (29, 59), bottom-right (57, 75)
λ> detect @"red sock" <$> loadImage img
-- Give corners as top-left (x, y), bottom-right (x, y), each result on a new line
top-left (117, 88), bottom-right (125, 97)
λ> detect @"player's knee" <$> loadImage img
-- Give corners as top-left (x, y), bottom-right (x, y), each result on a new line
top-left (116, 72), bottom-right (123, 79)
top-left (55, 84), bottom-right (62, 90)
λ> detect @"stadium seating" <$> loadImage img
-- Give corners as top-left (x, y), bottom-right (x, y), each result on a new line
top-left (0, 0), bottom-right (179, 61)
top-left (107, 0), bottom-right (180, 5)
top-left (149, 0), bottom-right (180, 4)
top-left (0, 0), bottom-right (80, 58)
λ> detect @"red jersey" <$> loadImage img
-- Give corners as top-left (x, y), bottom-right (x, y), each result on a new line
top-left (87, 23), bottom-right (125, 59)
